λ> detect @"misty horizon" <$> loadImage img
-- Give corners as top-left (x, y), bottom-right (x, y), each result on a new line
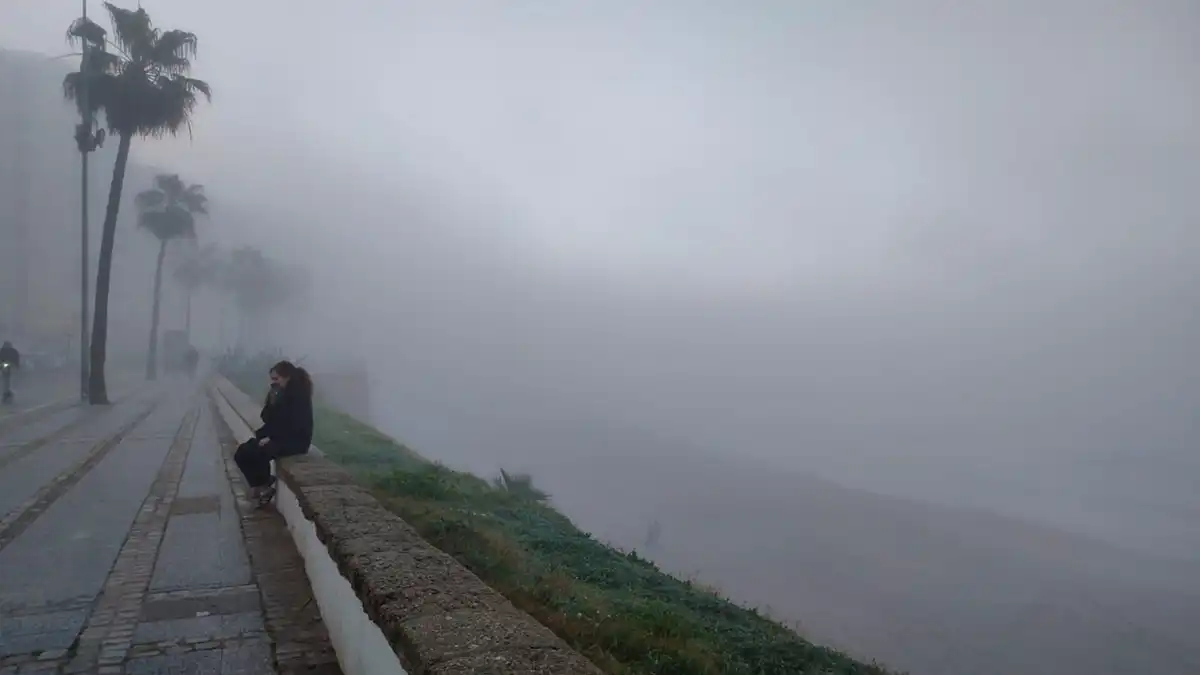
top-left (2, 1), bottom-right (1199, 673)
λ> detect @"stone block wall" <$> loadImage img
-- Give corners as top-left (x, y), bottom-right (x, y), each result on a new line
top-left (214, 377), bottom-right (601, 675)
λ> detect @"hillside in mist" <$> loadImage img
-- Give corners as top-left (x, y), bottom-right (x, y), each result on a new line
top-left (381, 415), bottom-right (1200, 675)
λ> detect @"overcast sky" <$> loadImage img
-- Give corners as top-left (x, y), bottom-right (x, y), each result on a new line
top-left (3, 1), bottom-right (1199, 554)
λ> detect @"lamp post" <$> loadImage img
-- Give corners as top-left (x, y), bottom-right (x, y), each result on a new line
top-left (79, 0), bottom-right (89, 401)
top-left (72, 0), bottom-right (103, 401)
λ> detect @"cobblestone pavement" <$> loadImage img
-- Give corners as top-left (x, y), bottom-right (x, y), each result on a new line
top-left (0, 380), bottom-right (342, 675)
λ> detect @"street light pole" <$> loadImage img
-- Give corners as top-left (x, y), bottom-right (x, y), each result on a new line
top-left (77, 0), bottom-right (91, 401)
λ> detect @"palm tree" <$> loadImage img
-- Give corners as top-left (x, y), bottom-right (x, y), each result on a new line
top-left (172, 242), bottom-right (218, 340)
top-left (64, 3), bottom-right (211, 402)
top-left (135, 174), bottom-right (207, 380)
top-left (223, 247), bottom-right (289, 352)
top-left (213, 247), bottom-right (310, 351)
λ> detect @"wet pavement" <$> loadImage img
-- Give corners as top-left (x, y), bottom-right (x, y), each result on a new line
top-left (0, 379), bottom-right (340, 675)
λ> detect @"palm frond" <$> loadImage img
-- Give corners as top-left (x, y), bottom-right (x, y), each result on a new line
top-left (87, 48), bottom-right (123, 74)
top-left (180, 187), bottom-right (208, 215)
top-left (134, 188), bottom-right (166, 211)
top-left (62, 45), bottom-right (121, 112)
top-left (67, 4), bottom-right (211, 138)
top-left (137, 174), bottom-right (207, 216)
top-left (70, 60), bottom-right (141, 131)
top-left (138, 74), bottom-right (211, 137)
top-left (154, 173), bottom-right (185, 196)
top-left (150, 30), bottom-right (198, 73)
top-left (103, 3), bottom-right (155, 63)
top-left (63, 68), bottom-right (115, 123)
top-left (137, 205), bottom-right (195, 242)
top-left (66, 17), bottom-right (107, 49)
top-left (62, 70), bottom-right (86, 104)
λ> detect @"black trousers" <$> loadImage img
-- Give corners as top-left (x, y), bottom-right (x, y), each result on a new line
top-left (234, 438), bottom-right (302, 488)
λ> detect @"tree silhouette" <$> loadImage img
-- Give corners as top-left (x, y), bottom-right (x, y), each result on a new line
top-left (172, 242), bottom-right (219, 340)
top-left (221, 247), bottom-right (296, 351)
top-left (64, 3), bottom-right (210, 402)
top-left (134, 174), bottom-right (207, 379)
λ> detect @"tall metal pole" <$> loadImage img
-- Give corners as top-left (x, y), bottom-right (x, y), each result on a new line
top-left (78, 0), bottom-right (91, 401)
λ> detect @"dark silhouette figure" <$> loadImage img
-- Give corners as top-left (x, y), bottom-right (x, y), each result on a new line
top-left (185, 346), bottom-right (200, 378)
top-left (0, 341), bottom-right (20, 368)
top-left (0, 341), bottom-right (19, 403)
top-left (233, 360), bottom-right (313, 507)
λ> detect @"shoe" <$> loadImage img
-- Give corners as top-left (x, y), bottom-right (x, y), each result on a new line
top-left (254, 477), bottom-right (278, 509)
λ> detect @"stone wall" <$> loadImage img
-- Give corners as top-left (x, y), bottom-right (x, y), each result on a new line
top-left (213, 377), bottom-right (602, 675)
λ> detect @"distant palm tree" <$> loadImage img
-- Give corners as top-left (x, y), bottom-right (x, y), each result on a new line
top-left (63, 3), bottom-right (210, 402)
top-left (135, 174), bottom-right (207, 380)
top-left (222, 246), bottom-right (295, 352)
top-left (172, 242), bottom-right (219, 340)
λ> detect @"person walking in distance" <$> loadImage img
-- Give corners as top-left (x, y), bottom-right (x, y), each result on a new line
top-left (234, 360), bottom-right (313, 507)
top-left (185, 346), bottom-right (200, 379)
top-left (0, 341), bottom-right (20, 403)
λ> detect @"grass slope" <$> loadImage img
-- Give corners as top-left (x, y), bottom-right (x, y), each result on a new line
top-left (224, 362), bottom-right (896, 675)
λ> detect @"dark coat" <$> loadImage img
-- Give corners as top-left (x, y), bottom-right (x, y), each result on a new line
top-left (255, 384), bottom-right (313, 455)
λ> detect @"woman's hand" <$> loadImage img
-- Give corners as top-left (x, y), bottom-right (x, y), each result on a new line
top-left (258, 437), bottom-right (270, 446)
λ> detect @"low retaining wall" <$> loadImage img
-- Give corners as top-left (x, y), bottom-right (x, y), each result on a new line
top-left (211, 377), bottom-right (602, 675)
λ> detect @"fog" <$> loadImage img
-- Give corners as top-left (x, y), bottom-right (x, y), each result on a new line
top-left (3, 1), bottom-right (1200, 673)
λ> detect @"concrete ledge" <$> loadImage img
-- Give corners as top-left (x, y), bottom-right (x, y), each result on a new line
top-left (211, 376), bottom-right (602, 675)
top-left (211, 379), bottom-right (406, 675)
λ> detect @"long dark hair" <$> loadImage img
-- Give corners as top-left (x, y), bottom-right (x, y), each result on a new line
top-left (271, 360), bottom-right (313, 399)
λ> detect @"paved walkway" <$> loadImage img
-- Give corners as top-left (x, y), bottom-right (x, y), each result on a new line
top-left (0, 380), bottom-right (340, 675)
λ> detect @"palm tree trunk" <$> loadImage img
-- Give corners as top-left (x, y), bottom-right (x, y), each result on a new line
top-left (88, 131), bottom-right (133, 404)
top-left (146, 239), bottom-right (167, 381)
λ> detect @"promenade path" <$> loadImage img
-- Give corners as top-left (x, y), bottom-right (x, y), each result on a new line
top-left (0, 378), bottom-right (339, 675)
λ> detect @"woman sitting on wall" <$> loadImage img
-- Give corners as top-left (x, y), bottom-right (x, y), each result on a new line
top-left (234, 360), bottom-right (313, 507)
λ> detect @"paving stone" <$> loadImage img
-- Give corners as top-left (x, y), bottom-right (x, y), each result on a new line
top-left (2, 612), bottom-right (78, 635)
top-left (142, 587), bottom-right (261, 622)
top-left (13, 665), bottom-right (59, 675)
top-left (0, 628), bottom-right (81, 657)
top-left (150, 510), bottom-right (252, 591)
top-left (220, 641), bottom-right (274, 675)
top-left (134, 613), bottom-right (264, 645)
top-left (170, 496), bottom-right (221, 516)
top-left (123, 650), bottom-right (222, 675)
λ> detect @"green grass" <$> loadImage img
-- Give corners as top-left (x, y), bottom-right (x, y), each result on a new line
top-left (223, 358), bottom-right (897, 675)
